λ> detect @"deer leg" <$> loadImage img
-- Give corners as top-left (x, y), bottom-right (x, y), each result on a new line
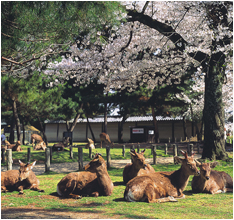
top-left (91, 191), bottom-right (99, 197)
top-left (30, 184), bottom-right (44, 192)
top-left (17, 185), bottom-right (24, 194)
top-left (1, 186), bottom-right (7, 193)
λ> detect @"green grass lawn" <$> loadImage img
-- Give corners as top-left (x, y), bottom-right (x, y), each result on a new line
top-left (1, 149), bottom-right (233, 219)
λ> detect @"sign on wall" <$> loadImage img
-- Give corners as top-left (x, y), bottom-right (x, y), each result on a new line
top-left (132, 128), bottom-right (144, 134)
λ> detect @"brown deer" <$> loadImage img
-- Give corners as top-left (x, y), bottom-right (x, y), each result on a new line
top-left (85, 138), bottom-right (95, 149)
top-left (100, 132), bottom-right (113, 148)
top-left (31, 134), bottom-right (46, 150)
top-left (124, 151), bottom-right (200, 203)
top-left (1, 160), bottom-right (44, 194)
top-left (52, 142), bottom-right (65, 151)
top-left (34, 141), bottom-right (47, 151)
top-left (123, 149), bottom-right (155, 184)
top-left (57, 153), bottom-right (113, 198)
top-left (6, 140), bottom-right (22, 151)
top-left (191, 162), bottom-right (233, 194)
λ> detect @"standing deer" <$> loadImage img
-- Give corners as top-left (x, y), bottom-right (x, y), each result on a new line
top-left (1, 160), bottom-right (44, 194)
top-left (57, 153), bottom-right (113, 198)
top-left (31, 134), bottom-right (46, 150)
top-left (124, 150), bottom-right (200, 203)
top-left (191, 162), bottom-right (233, 194)
top-left (123, 149), bottom-right (155, 184)
top-left (99, 132), bottom-right (113, 148)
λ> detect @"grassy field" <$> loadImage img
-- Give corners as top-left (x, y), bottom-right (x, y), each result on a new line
top-left (1, 146), bottom-right (233, 219)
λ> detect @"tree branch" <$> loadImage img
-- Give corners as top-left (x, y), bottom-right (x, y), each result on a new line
top-left (127, 9), bottom-right (210, 65)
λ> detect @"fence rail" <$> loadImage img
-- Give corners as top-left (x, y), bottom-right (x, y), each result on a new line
top-left (1, 141), bottom-right (203, 173)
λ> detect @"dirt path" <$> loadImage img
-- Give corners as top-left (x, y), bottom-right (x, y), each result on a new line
top-left (1, 155), bottom-right (201, 175)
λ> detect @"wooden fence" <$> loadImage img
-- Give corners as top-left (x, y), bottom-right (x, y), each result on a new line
top-left (1, 141), bottom-right (202, 173)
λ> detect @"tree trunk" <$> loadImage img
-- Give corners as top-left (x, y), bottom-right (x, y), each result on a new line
top-left (202, 52), bottom-right (228, 160)
top-left (86, 116), bottom-right (96, 142)
top-left (9, 117), bottom-right (15, 144)
top-left (37, 116), bottom-right (48, 145)
top-left (68, 103), bottom-right (83, 132)
top-left (118, 114), bottom-right (127, 143)
top-left (103, 93), bottom-right (108, 133)
top-left (182, 116), bottom-right (188, 140)
top-left (12, 98), bottom-right (21, 141)
top-left (151, 107), bottom-right (159, 143)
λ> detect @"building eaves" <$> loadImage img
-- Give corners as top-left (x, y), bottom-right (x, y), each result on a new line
top-left (45, 116), bottom-right (183, 124)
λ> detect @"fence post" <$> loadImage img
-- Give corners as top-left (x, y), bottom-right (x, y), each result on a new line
top-left (189, 144), bottom-right (193, 155)
top-left (197, 143), bottom-right (200, 154)
top-left (89, 147), bottom-right (92, 159)
top-left (152, 145), bottom-right (157, 164)
top-left (6, 149), bottom-right (12, 170)
top-left (131, 145), bottom-right (135, 150)
top-left (122, 145), bottom-right (125, 157)
top-left (106, 147), bottom-right (111, 169)
top-left (45, 148), bottom-right (50, 172)
top-left (173, 144), bottom-right (177, 164)
top-left (164, 143), bottom-right (168, 155)
top-left (70, 146), bottom-right (73, 159)
top-left (78, 147), bottom-right (83, 171)
top-left (187, 143), bottom-right (190, 155)
top-left (27, 148), bottom-right (31, 162)
top-left (1, 148), bottom-right (6, 163)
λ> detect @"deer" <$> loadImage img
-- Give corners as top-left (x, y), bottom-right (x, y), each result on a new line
top-left (99, 132), bottom-right (113, 148)
top-left (1, 160), bottom-right (44, 194)
top-left (57, 153), bottom-right (113, 198)
top-left (191, 162), bottom-right (233, 194)
top-left (6, 140), bottom-right (22, 151)
top-left (31, 134), bottom-right (46, 150)
top-left (34, 141), bottom-right (47, 151)
top-left (52, 143), bottom-right (65, 151)
top-left (85, 138), bottom-right (95, 149)
top-left (124, 150), bottom-right (200, 203)
top-left (123, 149), bottom-right (155, 184)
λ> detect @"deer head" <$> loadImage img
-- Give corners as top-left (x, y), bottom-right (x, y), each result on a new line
top-left (174, 150), bottom-right (200, 176)
top-left (198, 162), bottom-right (219, 180)
top-left (130, 149), bottom-right (147, 170)
top-left (18, 160), bottom-right (36, 181)
top-left (84, 153), bottom-right (106, 172)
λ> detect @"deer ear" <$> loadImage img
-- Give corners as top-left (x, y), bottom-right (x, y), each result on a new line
top-left (141, 149), bottom-right (145, 154)
top-left (194, 159), bottom-right (201, 167)
top-left (210, 161), bottom-right (218, 168)
top-left (30, 161), bottom-right (36, 169)
top-left (174, 156), bottom-right (183, 164)
top-left (19, 160), bottom-right (25, 166)
top-left (180, 150), bottom-right (188, 159)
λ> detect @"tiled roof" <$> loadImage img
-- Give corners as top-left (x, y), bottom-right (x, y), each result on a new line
top-left (45, 116), bottom-right (183, 124)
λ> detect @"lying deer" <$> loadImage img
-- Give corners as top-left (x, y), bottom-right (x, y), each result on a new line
top-left (52, 142), bottom-right (65, 151)
top-left (123, 149), bottom-right (155, 184)
top-left (192, 162), bottom-right (233, 194)
top-left (1, 160), bottom-right (44, 194)
top-left (57, 153), bottom-right (113, 198)
top-left (124, 150), bottom-right (200, 203)
top-left (31, 134), bottom-right (46, 150)
top-left (6, 140), bottom-right (22, 151)
top-left (85, 138), bottom-right (95, 149)
top-left (100, 132), bottom-right (113, 148)
top-left (35, 141), bottom-right (47, 151)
